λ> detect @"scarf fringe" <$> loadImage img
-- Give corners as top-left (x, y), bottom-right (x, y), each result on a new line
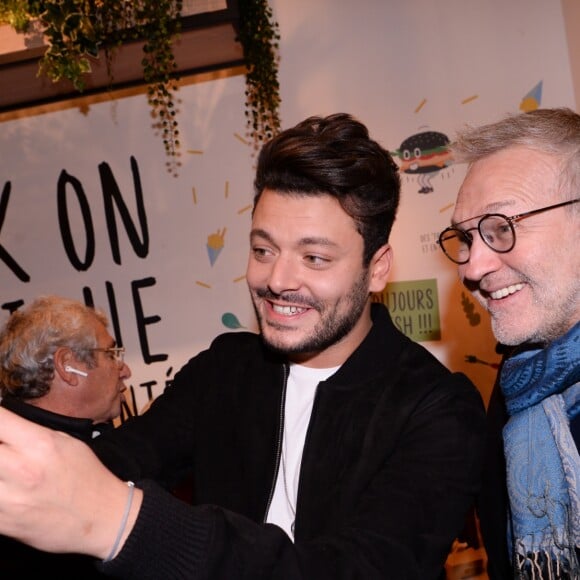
top-left (514, 544), bottom-right (580, 579)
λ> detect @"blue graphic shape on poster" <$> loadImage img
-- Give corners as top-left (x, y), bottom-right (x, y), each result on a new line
top-left (222, 312), bottom-right (244, 329)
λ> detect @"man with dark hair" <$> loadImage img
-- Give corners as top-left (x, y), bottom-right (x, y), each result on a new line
top-left (438, 107), bottom-right (580, 579)
top-left (0, 114), bottom-right (485, 579)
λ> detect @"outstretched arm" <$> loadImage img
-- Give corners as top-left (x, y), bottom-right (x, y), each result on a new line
top-left (0, 407), bottom-right (142, 560)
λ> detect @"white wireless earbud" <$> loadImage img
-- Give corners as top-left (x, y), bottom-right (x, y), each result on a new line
top-left (64, 365), bottom-right (88, 377)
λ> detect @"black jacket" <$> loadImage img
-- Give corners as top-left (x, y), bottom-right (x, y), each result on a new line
top-left (0, 395), bottom-right (113, 578)
top-left (94, 304), bottom-right (486, 579)
top-left (477, 380), bottom-right (512, 579)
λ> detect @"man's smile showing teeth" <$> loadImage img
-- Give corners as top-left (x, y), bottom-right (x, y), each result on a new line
top-left (271, 303), bottom-right (307, 315)
top-left (489, 283), bottom-right (524, 300)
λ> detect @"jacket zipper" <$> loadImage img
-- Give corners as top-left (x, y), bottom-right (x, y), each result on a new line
top-left (263, 363), bottom-right (288, 522)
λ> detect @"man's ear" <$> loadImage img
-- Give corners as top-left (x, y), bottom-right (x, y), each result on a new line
top-left (368, 243), bottom-right (393, 293)
top-left (54, 348), bottom-right (83, 383)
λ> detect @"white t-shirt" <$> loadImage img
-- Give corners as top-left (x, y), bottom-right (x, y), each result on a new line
top-left (266, 362), bottom-right (340, 540)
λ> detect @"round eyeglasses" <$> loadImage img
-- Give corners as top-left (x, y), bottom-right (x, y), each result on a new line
top-left (438, 198), bottom-right (580, 265)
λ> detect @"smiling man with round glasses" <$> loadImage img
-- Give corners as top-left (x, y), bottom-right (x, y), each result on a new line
top-left (440, 107), bottom-right (580, 580)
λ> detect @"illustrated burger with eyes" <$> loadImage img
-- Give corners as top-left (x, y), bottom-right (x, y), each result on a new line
top-left (391, 130), bottom-right (453, 194)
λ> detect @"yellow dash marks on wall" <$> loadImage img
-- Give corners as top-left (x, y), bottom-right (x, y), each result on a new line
top-left (196, 281), bottom-right (211, 289)
top-left (225, 181), bottom-right (229, 198)
top-left (414, 98), bottom-right (427, 113)
top-left (233, 275), bottom-right (246, 283)
top-left (440, 202), bottom-right (455, 213)
top-left (461, 95), bottom-right (478, 105)
top-left (238, 204), bottom-right (252, 214)
top-left (234, 133), bottom-right (249, 145)
top-left (192, 187), bottom-right (197, 204)
top-left (187, 149), bottom-right (203, 155)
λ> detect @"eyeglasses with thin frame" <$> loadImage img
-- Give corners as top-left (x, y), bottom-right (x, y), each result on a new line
top-left (438, 198), bottom-right (580, 265)
top-left (90, 346), bottom-right (125, 365)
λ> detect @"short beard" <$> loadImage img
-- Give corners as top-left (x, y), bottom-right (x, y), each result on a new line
top-left (252, 270), bottom-right (371, 357)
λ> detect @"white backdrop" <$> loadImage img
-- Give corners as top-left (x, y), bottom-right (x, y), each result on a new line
top-left (1, 0), bottom-right (576, 414)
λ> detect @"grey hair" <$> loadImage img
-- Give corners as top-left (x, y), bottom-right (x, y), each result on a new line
top-left (0, 295), bottom-right (109, 399)
top-left (452, 107), bottom-right (580, 203)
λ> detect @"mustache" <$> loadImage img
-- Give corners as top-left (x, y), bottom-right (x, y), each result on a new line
top-left (255, 288), bottom-right (319, 309)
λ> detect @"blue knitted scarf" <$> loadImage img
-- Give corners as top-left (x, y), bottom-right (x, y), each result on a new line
top-left (501, 322), bottom-right (580, 579)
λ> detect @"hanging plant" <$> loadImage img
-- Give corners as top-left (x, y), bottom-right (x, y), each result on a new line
top-left (0, 0), bottom-right (183, 174)
top-left (94, 0), bottom-right (183, 175)
top-left (237, 0), bottom-right (282, 151)
top-left (0, 0), bottom-right (281, 172)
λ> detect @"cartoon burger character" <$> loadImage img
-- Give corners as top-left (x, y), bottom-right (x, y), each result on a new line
top-left (391, 130), bottom-right (453, 193)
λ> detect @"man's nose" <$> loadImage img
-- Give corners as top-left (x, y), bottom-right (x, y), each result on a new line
top-left (119, 361), bottom-right (132, 380)
top-left (459, 237), bottom-right (503, 282)
top-left (266, 255), bottom-right (301, 294)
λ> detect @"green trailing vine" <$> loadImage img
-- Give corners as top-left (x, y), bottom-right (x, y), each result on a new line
top-left (237, 0), bottom-right (281, 151)
top-left (1, 0), bottom-right (182, 174)
top-left (0, 0), bottom-right (281, 173)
